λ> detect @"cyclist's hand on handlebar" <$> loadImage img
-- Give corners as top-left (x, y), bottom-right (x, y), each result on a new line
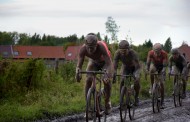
top-left (161, 67), bottom-right (166, 74)
top-left (103, 75), bottom-right (110, 84)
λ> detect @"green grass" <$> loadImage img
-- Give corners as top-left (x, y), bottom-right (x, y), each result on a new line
top-left (0, 70), bottom-right (189, 122)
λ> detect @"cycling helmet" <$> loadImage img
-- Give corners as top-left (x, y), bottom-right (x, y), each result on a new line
top-left (153, 43), bottom-right (162, 52)
top-left (119, 40), bottom-right (129, 49)
top-left (85, 33), bottom-right (98, 47)
top-left (171, 48), bottom-right (179, 55)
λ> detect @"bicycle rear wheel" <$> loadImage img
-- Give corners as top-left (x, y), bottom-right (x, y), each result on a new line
top-left (152, 84), bottom-right (160, 113)
top-left (120, 86), bottom-right (128, 122)
top-left (86, 88), bottom-right (96, 122)
top-left (128, 88), bottom-right (135, 120)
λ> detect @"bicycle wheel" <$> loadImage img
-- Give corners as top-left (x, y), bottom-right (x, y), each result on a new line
top-left (152, 83), bottom-right (160, 113)
top-left (179, 81), bottom-right (183, 106)
top-left (98, 88), bottom-right (106, 122)
top-left (120, 86), bottom-right (127, 122)
top-left (128, 87), bottom-right (135, 120)
top-left (173, 82), bottom-right (180, 107)
top-left (86, 88), bottom-right (96, 122)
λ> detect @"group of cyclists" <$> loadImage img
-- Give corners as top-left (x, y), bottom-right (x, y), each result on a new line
top-left (75, 33), bottom-right (189, 117)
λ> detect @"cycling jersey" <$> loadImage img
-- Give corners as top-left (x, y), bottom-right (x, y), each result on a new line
top-left (147, 50), bottom-right (168, 69)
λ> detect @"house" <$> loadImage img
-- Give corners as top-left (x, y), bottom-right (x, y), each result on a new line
top-left (0, 45), bottom-right (13, 59)
top-left (0, 45), bottom-right (65, 68)
top-left (65, 46), bottom-right (82, 61)
top-left (178, 44), bottom-right (190, 63)
top-left (12, 46), bottom-right (65, 68)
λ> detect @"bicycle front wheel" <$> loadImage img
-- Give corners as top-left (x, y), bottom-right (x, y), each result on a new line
top-left (86, 88), bottom-right (96, 122)
top-left (98, 88), bottom-right (106, 122)
top-left (152, 84), bottom-right (160, 113)
top-left (174, 82), bottom-right (182, 107)
top-left (179, 82), bottom-right (183, 106)
top-left (120, 86), bottom-right (127, 122)
top-left (128, 88), bottom-right (135, 120)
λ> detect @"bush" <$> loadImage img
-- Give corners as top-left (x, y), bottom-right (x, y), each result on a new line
top-left (0, 59), bottom-right (45, 98)
top-left (59, 61), bottom-right (76, 82)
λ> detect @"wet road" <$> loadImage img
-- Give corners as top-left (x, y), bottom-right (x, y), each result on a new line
top-left (46, 92), bottom-right (190, 122)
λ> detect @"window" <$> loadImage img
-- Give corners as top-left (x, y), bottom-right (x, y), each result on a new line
top-left (27, 51), bottom-right (32, 56)
top-left (68, 53), bottom-right (72, 57)
top-left (14, 51), bottom-right (19, 56)
top-left (3, 52), bottom-right (8, 56)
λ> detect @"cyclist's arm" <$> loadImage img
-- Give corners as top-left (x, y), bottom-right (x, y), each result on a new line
top-left (113, 50), bottom-right (120, 74)
top-left (133, 52), bottom-right (141, 79)
top-left (133, 51), bottom-right (141, 71)
top-left (168, 56), bottom-right (173, 73)
top-left (181, 56), bottom-right (187, 75)
top-left (76, 46), bottom-right (85, 71)
top-left (162, 52), bottom-right (168, 67)
top-left (146, 51), bottom-right (151, 71)
top-left (101, 45), bottom-right (113, 78)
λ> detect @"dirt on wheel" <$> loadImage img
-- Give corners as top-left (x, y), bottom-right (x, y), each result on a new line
top-left (38, 91), bottom-right (190, 122)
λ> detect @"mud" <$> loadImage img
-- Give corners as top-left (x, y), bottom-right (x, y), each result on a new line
top-left (38, 91), bottom-right (190, 122)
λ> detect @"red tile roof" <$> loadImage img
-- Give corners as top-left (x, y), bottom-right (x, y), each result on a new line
top-left (13, 46), bottom-right (65, 59)
top-left (65, 46), bottom-right (82, 61)
top-left (178, 44), bottom-right (190, 62)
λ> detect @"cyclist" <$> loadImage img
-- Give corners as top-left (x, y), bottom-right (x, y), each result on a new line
top-left (146, 43), bottom-right (168, 109)
top-left (75, 33), bottom-right (113, 115)
top-left (169, 48), bottom-right (187, 99)
top-left (113, 40), bottom-right (141, 106)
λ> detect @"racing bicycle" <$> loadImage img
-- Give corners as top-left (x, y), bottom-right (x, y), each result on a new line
top-left (78, 70), bottom-right (107, 122)
top-left (116, 74), bottom-right (136, 122)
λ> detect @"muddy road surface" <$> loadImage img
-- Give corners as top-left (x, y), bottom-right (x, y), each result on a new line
top-left (44, 92), bottom-right (190, 122)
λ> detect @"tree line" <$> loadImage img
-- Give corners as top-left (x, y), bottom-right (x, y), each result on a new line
top-left (0, 31), bottom-right (172, 62)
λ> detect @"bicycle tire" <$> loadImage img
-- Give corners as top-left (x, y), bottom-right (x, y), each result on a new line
top-left (86, 88), bottom-right (96, 122)
top-left (120, 86), bottom-right (127, 122)
top-left (98, 88), bottom-right (107, 122)
top-left (128, 87), bottom-right (135, 120)
top-left (174, 82), bottom-right (180, 107)
top-left (152, 83), bottom-right (160, 113)
top-left (179, 82), bottom-right (183, 106)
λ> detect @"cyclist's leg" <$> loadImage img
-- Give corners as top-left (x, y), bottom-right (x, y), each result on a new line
top-left (149, 64), bottom-right (156, 94)
top-left (172, 66), bottom-right (178, 83)
top-left (102, 64), bottom-right (112, 114)
top-left (85, 60), bottom-right (95, 100)
top-left (133, 68), bottom-right (141, 106)
top-left (182, 73), bottom-right (187, 98)
top-left (120, 65), bottom-right (125, 94)
top-left (160, 79), bottom-right (165, 108)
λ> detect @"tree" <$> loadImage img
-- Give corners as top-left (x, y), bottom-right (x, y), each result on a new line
top-left (143, 39), bottom-right (153, 48)
top-left (163, 37), bottom-right (172, 53)
top-left (105, 16), bottom-right (120, 43)
top-left (96, 32), bottom-right (102, 41)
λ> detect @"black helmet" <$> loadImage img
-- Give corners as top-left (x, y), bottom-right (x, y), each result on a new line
top-left (119, 40), bottom-right (129, 49)
top-left (153, 43), bottom-right (162, 52)
top-left (85, 33), bottom-right (98, 47)
top-left (171, 48), bottom-right (179, 54)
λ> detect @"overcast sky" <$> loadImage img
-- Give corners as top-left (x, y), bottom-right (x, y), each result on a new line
top-left (0, 0), bottom-right (189, 47)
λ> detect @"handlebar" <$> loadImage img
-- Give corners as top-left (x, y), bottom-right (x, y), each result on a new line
top-left (79, 70), bottom-right (106, 75)
top-left (168, 73), bottom-right (182, 76)
top-left (115, 74), bottom-right (135, 79)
